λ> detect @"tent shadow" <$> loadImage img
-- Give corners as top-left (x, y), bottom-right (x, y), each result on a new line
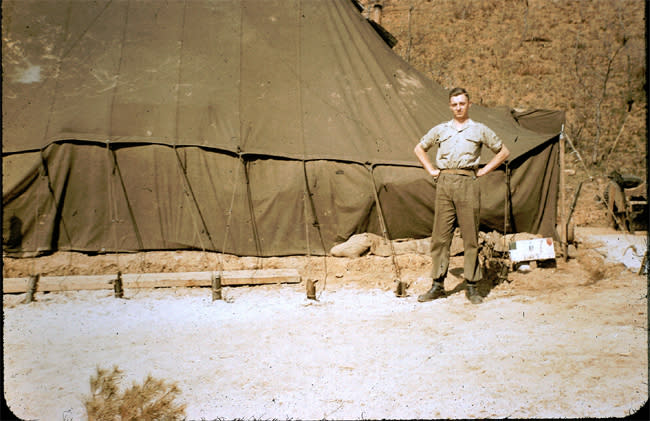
top-left (447, 267), bottom-right (495, 299)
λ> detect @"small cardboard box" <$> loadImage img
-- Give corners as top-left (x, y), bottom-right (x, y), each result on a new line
top-left (509, 238), bottom-right (555, 262)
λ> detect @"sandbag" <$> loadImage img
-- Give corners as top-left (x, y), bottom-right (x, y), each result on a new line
top-left (330, 233), bottom-right (377, 257)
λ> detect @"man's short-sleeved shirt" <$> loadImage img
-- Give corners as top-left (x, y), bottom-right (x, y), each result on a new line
top-left (419, 119), bottom-right (503, 170)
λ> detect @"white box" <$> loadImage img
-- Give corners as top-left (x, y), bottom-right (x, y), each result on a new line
top-left (509, 238), bottom-right (556, 262)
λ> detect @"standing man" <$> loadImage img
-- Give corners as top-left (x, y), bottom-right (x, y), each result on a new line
top-left (414, 87), bottom-right (510, 304)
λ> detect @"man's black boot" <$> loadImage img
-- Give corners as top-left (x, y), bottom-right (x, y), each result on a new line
top-left (418, 281), bottom-right (446, 302)
top-left (465, 281), bottom-right (483, 304)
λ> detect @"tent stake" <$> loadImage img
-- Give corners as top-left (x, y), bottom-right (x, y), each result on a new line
top-left (306, 279), bottom-right (317, 300)
top-left (211, 272), bottom-right (222, 301)
top-left (367, 165), bottom-right (404, 297)
top-left (24, 274), bottom-right (39, 304)
top-left (113, 271), bottom-right (124, 298)
top-left (395, 280), bottom-right (408, 297)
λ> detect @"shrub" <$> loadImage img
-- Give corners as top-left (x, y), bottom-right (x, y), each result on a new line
top-left (84, 366), bottom-right (186, 421)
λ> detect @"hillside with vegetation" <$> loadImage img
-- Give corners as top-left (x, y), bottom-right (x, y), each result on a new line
top-left (376, 0), bottom-right (646, 226)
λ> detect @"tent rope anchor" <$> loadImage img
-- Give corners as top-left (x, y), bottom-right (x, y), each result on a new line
top-left (367, 164), bottom-right (404, 297)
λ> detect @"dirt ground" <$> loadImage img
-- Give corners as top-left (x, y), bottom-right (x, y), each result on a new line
top-left (2, 226), bottom-right (648, 420)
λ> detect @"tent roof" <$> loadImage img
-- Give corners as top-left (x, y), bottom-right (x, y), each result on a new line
top-left (2, 0), bottom-right (557, 165)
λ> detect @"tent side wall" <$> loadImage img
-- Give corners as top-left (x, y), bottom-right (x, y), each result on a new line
top-left (477, 139), bottom-right (559, 237)
top-left (3, 144), bottom-right (384, 256)
top-left (2, 139), bottom-right (558, 256)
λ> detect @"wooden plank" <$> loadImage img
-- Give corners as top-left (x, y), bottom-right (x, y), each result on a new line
top-left (124, 272), bottom-right (213, 289)
top-left (3, 269), bottom-right (301, 293)
top-left (221, 269), bottom-right (302, 286)
top-left (3, 274), bottom-right (116, 293)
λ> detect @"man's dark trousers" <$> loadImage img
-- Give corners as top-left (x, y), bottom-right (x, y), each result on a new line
top-left (429, 172), bottom-right (482, 282)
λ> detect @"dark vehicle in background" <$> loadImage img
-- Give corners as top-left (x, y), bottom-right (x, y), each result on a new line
top-left (605, 171), bottom-right (648, 233)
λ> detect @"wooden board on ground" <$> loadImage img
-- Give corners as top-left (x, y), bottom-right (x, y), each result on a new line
top-left (3, 269), bottom-right (301, 293)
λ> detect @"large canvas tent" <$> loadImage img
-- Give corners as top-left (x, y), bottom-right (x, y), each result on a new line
top-left (2, 0), bottom-right (563, 257)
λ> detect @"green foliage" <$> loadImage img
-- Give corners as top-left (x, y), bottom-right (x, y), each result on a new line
top-left (84, 366), bottom-right (186, 421)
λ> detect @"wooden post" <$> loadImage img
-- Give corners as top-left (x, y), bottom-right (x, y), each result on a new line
top-left (559, 126), bottom-right (568, 261)
top-left (395, 280), bottom-right (407, 297)
top-left (499, 261), bottom-right (510, 284)
top-left (114, 271), bottom-right (124, 298)
top-left (306, 279), bottom-right (317, 300)
top-left (24, 274), bottom-right (39, 304)
top-left (504, 164), bottom-right (512, 236)
top-left (369, 1), bottom-right (383, 25)
top-left (211, 272), bottom-right (222, 301)
top-left (639, 251), bottom-right (648, 276)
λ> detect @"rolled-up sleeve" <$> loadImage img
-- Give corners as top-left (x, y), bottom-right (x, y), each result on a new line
top-left (419, 127), bottom-right (438, 151)
top-left (480, 125), bottom-right (503, 153)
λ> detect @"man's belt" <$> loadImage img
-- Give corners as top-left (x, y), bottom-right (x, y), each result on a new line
top-left (440, 168), bottom-right (476, 177)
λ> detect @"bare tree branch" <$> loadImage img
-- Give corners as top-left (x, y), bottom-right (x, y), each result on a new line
top-left (592, 41), bottom-right (625, 163)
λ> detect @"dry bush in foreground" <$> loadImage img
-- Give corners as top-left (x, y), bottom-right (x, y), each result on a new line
top-left (84, 366), bottom-right (186, 421)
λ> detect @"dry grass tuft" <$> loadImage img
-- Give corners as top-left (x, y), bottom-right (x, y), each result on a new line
top-left (84, 365), bottom-right (186, 421)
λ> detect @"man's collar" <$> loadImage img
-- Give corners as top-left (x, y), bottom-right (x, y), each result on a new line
top-left (447, 118), bottom-right (474, 131)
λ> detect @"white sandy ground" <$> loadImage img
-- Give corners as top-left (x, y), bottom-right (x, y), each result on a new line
top-left (575, 227), bottom-right (648, 271)
top-left (3, 229), bottom-right (649, 420)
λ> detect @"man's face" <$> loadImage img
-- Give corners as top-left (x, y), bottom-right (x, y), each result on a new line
top-left (449, 94), bottom-right (470, 121)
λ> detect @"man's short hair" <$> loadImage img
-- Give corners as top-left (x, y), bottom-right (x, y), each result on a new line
top-left (449, 87), bottom-right (470, 102)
